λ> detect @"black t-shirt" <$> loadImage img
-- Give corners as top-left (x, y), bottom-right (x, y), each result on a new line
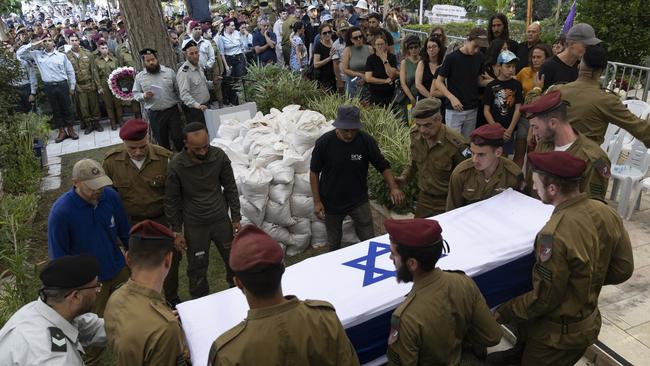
top-left (310, 130), bottom-right (391, 214)
top-left (314, 41), bottom-right (335, 83)
top-left (437, 49), bottom-right (485, 110)
top-left (515, 41), bottom-right (539, 72)
top-left (539, 55), bottom-right (579, 90)
top-left (484, 78), bottom-right (524, 129)
top-left (365, 53), bottom-right (398, 98)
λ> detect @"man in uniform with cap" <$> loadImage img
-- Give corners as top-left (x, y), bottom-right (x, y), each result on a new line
top-left (104, 220), bottom-right (188, 365)
top-left (384, 218), bottom-right (503, 365)
top-left (396, 97), bottom-right (470, 217)
top-left (310, 105), bottom-right (404, 251)
top-left (165, 122), bottom-right (241, 297)
top-left (132, 48), bottom-right (184, 151)
top-left (522, 90), bottom-right (610, 199)
top-left (103, 119), bottom-right (182, 306)
top-left (17, 34), bottom-right (78, 143)
top-left (207, 225), bottom-right (360, 365)
top-left (0, 255), bottom-right (106, 365)
top-left (493, 151), bottom-right (634, 365)
top-left (447, 123), bottom-right (524, 211)
top-left (552, 44), bottom-right (650, 147)
top-left (177, 39), bottom-right (212, 125)
top-left (187, 20), bottom-right (216, 72)
top-left (67, 33), bottom-right (102, 134)
top-left (47, 159), bottom-right (131, 363)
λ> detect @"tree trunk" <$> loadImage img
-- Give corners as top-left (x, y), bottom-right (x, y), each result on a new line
top-left (117, 0), bottom-right (176, 72)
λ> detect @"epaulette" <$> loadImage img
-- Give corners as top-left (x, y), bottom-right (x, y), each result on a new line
top-left (215, 321), bottom-right (247, 351)
top-left (104, 145), bottom-right (125, 159)
top-left (304, 299), bottom-right (335, 311)
top-left (443, 269), bottom-right (466, 275)
top-left (150, 300), bottom-right (176, 322)
top-left (502, 157), bottom-right (522, 176)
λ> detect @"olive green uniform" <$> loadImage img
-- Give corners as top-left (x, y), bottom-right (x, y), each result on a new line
top-left (281, 16), bottom-right (298, 65)
top-left (387, 269), bottom-right (502, 365)
top-left (553, 77), bottom-right (650, 147)
top-left (67, 48), bottom-right (101, 127)
top-left (402, 125), bottom-right (470, 217)
top-left (102, 144), bottom-right (181, 301)
top-left (93, 54), bottom-right (123, 127)
top-left (116, 41), bottom-right (141, 118)
top-left (104, 279), bottom-right (187, 366)
top-left (208, 38), bottom-right (225, 105)
top-left (528, 132), bottom-right (610, 199)
top-left (497, 193), bottom-right (634, 365)
top-left (447, 157), bottom-right (524, 211)
top-left (208, 296), bottom-right (360, 366)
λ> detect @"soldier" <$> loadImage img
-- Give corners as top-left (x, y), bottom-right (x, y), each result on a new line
top-left (522, 90), bottom-right (611, 199)
top-left (94, 41), bottom-right (123, 130)
top-left (207, 225), bottom-right (360, 365)
top-left (447, 123), bottom-right (524, 211)
top-left (66, 34), bottom-right (102, 133)
top-left (104, 220), bottom-right (187, 365)
top-left (395, 98), bottom-right (470, 217)
top-left (186, 20), bottom-right (216, 72)
top-left (177, 39), bottom-right (212, 125)
top-left (493, 151), bottom-right (634, 365)
top-left (165, 122), bottom-right (241, 296)
top-left (0, 255), bottom-right (105, 365)
top-left (102, 119), bottom-right (181, 306)
top-left (384, 218), bottom-right (503, 365)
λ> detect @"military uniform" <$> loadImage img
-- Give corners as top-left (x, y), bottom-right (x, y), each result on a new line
top-left (93, 54), bottom-right (123, 128)
top-left (208, 296), bottom-right (359, 366)
top-left (554, 77), bottom-right (650, 147)
top-left (176, 60), bottom-right (211, 124)
top-left (104, 280), bottom-right (187, 366)
top-left (447, 157), bottom-right (523, 211)
top-left (402, 124), bottom-right (470, 217)
top-left (66, 47), bottom-right (101, 129)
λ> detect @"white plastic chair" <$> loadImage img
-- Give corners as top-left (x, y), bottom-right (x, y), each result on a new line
top-left (610, 138), bottom-right (650, 217)
top-left (626, 177), bottom-right (650, 219)
top-left (623, 99), bottom-right (650, 119)
top-left (600, 123), bottom-right (619, 153)
top-left (607, 129), bottom-right (627, 164)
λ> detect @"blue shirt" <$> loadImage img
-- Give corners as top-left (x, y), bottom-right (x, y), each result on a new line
top-left (48, 187), bottom-right (130, 282)
top-left (252, 30), bottom-right (277, 64)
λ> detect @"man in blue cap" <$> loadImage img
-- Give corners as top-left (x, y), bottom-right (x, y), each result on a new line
top-left (310, 105), bottom-right (404, 251)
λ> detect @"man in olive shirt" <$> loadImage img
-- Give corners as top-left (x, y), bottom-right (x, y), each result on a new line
top-left (396, 98), bottom-right (470, 217)
top-left (495, 151), bottom-right (633, 365)
top-left (104, 220), bottom-right (187, 366)
top-left (385, 218), bottom-right (502, 365)
top-left (66, 34), bottom-right (101, 134)
top-left (165, 122), bottom-right (241, 297)
top-left (447, 123), bottom-right (523, 211)
top-left (208, 225), bottom-right (360, 366)
top-left (523, 90), bottom-right (610, 199)
top-left (103, 119), bottom-right (181, 306)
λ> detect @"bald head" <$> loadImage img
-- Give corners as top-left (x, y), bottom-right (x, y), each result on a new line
top-left (527, 23), bottom-right (541, 45)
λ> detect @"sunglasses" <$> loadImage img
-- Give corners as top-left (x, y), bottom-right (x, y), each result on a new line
top-left (352, 35), bottom-right (363, 40)
top-left (322, 30), bottom-right (333, 35)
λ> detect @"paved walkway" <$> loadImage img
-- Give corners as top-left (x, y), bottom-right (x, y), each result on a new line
top-left (41, 123), bottom-right (650, 364)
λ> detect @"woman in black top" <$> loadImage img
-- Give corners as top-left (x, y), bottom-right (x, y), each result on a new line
top-left (364, 34), bottom-right (398, 107)
top-left (415, 36), bottom-right (445, 99)
top-left (313, 23), bottom-right (336, 93)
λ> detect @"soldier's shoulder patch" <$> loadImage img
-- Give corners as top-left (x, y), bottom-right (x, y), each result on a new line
top-left (304, 299), bottom-right (335, 311)
top-left (535, 262), bottom-right (553, 281)
top-left (461, 146), bottom-right (472, 158)
top-left (49, 327), bottom-right (67, 352)
top-left (181, 65), bottom-right (189, 72)
top-left (538, 234), bottom-right (553, 262)
top-left (593, 158), bottom-right (611, 179)
top-left (175, 353), bottom-right (186, 366)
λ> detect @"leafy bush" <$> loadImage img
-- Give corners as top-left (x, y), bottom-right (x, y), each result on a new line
top-left (245, 64), bottom-right (321, 114)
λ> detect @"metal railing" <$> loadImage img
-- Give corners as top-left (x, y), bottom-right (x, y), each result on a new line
top-left (401, 28), bottom-right (465, 43)
top-left (602, 61), bottom-right (650, 102)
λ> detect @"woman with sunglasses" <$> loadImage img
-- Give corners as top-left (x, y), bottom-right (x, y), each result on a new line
top-left (313, 23), bottom-right (336, 93)
top-left (397, 35), bottom-right (421, 119)
top-left (341, 26), bottom-right (373, 97)
top-left (364, 34), bottom-right (398, 107)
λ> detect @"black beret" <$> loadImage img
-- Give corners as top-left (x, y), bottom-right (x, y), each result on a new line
top-left (40, 254), bottom-right (100, 289)
top-left (138, 48), bottom-right (158, 56)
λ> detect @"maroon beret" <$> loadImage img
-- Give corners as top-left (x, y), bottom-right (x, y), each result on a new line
top-left (520, 90), bottom-right (564, 118)
top-left (40, 33), bottom-right (51, 40)
top-left (64, 28), bottom-right (75, 37)
top-left (384, 219), bottom-right (443, 247)
top-left (183, 16), bottom-right (191, 22)
top-left (470, 123), bottom-right (505, 146)
top-left (129, 220), bottom-right (174, 249)
top-left (230, 225), bottom-right (284, 272)
top-left (119, 119), bottom-right (149, 141)
top-left (201, 24), bottom-right (211, 32)
top-left (527, 151), bottom-right (586, 180)
top-left (188, 20), bottom-right (200, 30)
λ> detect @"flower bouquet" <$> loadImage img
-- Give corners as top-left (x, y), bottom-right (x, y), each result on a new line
top-left (108, 67), bottom-right (135, 101)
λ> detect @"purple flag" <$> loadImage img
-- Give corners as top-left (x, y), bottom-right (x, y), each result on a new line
top-left (562, 0), bottom-right (578, 34)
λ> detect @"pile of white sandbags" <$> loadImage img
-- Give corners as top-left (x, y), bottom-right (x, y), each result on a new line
top-left (211, 105), bottom-right (360, 255)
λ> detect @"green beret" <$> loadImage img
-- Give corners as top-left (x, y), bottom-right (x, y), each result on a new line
top-left (411, 98), bottom-right (442, 119)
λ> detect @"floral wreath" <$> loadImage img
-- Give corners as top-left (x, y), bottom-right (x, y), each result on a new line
top-left (108, 67), bottom-right (135, 101)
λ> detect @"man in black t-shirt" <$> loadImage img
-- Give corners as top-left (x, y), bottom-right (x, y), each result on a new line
top-left (515, 23), bottom-right (541, 72)
top-left (310, 105), bottom-right (405, 251)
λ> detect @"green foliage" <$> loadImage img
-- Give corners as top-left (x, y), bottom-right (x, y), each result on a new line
top-left (0, 49), bottom-right (21, 117)
top-left (0, 0), bottom-right (21, 15)
top-left (577, 0), bottom-right (650, 65)
top-left (404, 20), bottom-right (527, 42)
top-left (245, 64), bottom-right (321, 114)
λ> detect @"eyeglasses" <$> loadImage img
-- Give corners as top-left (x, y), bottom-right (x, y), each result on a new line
top-left (352, 35), bottom-right (363, 40)
top-left (322, 30), bottom-right (333, 35)
top-left (65, 282), bottom-right (102, 297)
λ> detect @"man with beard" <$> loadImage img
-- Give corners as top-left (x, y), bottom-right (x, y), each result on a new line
top-left (168, 30), bottom-right (185, 67)
top-left (0, 255), bottom-right (106, 365)
top-left (446, 123), bottom-right (523, 211)
top-left (165, 122), bottom-right (241, 297)
top-left (132, 48), bottom-right (184, 151)
top-left (102, 119), bottom-right (181, 307)
top-left (47, 159), bottom-right (131, 364)
top-left (523, 91), bottom-right (610, 200)
top-left (493, 151), bottom-right (633, 365)
top-left (384, 218), bottom-right (502, 365)
top-left (487, 13), bottom-right (518, 53)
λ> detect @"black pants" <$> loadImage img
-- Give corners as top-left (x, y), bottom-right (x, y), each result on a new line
top-left (147, 105), bottom-right (184, 152)
top-left (223, 54), bottom-right (246, 105)
top-left (43, 81), bottom-right (74, 128)
top-left (14, 84), bottom-right (33, 113)
top-left (182, 105), bottom-right (206, 125)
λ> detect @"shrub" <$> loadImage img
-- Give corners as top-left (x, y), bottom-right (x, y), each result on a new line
top-left (245, 64), bottom-right (321, 114)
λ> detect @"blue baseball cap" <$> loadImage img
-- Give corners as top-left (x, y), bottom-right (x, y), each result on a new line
top-left (497, 50), bottom-right (519, 64)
